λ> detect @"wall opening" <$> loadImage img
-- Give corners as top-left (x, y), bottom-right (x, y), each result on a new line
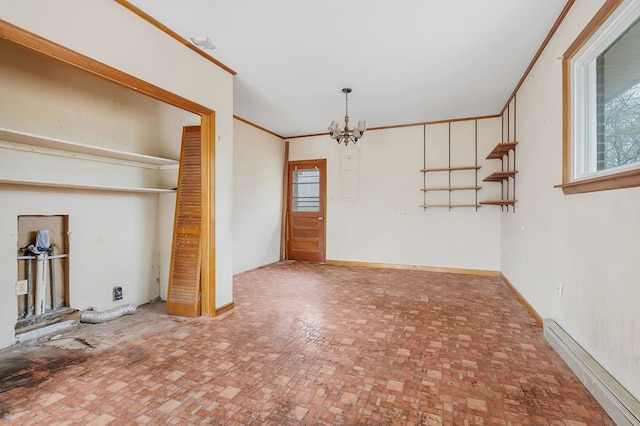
top-left (16, 215), bottom-right (71, 330)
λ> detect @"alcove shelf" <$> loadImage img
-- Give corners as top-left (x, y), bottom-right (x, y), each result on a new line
top-left (0, 127), bottom-right (179, 168)
top-left (0, 178), bottom-right (176, 193)
top-left (480, 141), bottom-right (518, 210)
top-left (0, 127), bottom-right (179, 193)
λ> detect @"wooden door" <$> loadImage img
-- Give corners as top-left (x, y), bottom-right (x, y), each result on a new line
top-left (287, 159), bottom-right (326, 262)
top-left (166, 126), bottom-right (202, 317)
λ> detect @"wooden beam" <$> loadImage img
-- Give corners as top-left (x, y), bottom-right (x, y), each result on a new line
top-left (200, 114), bottom-right (217, 317)
top-left (280, 141), bottom-right (290, 261)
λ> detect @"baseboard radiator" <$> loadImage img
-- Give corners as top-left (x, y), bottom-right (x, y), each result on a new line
top-left (544, 319), bottom-right (640, 426)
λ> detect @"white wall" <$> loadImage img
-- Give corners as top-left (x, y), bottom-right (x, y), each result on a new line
top-left (0, 0), bottom-right (234, 346)
top-left (289, 119), bottom-right (501, 271)
top-left (1, 190), bottom-right (161, 307)
top-left (500, 0), bottom-right (640, 400)
top-left (232, 120), bottom-right (284, 274)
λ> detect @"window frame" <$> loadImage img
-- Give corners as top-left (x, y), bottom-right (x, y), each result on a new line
top-left (560, 0), bottom-right (640, 194)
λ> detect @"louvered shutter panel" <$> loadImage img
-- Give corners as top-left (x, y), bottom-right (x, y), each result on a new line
top-left (166, 126), bottom-right (202, 317)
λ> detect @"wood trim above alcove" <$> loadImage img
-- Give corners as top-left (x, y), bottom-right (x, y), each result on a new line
top-left (0, 19), bottom-right (212, 115)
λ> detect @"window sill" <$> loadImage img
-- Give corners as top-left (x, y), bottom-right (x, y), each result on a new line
top-left (555, 168), bottom-right (640, 194)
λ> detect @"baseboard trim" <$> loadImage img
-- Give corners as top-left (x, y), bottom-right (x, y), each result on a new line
top-left (499, 273), bottom-right (543, 327)
top-left (215, 302), bottom-right (234, 316)
top-left (325, 259), bottom-right (500, 277)
top-left (544, 319), bottom-right (640, 426)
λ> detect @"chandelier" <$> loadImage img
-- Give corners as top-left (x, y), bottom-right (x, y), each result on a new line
top-left (328, 88), bottom-right (366, 146)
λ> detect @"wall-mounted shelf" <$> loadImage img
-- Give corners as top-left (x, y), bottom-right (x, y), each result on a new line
top-left (420, 166), bottom-right (480, 173)
top-left (486, 142), bottom-right (518, 159)
top-left (482, 141), bottom-right (517, 211)
top-left (421, 122), bottom-right (481, 210)
top-left (0, 178), bottom-right (176, 193)
top-left (479, 199), bottom-right (516, 206)
top-left (421, 166), bottom-right (481, 209)
top-left (0, 127), bottom-right (178, 169)
top-left (419, 204), bottom-right (481, 209)
top-left (420, 186), bottom-right (481, 192)
top-left (483, 171), bottom-right (518, 182)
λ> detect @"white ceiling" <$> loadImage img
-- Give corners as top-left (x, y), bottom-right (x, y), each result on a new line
top-left (128, 0), bottom-right (568, 138)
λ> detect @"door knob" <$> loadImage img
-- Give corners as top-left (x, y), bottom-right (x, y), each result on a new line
top-left (318, 216), bottom-right (324, 221)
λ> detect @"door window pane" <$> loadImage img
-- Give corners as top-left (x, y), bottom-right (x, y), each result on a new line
top-left (292, 169), bottom-right (320, 211)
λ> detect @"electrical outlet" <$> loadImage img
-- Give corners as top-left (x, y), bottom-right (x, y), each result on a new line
top-left (113, 286), bottom-right (123, 301)
top-left (557, 282), bottom-right (563, 297)
top-left (16, 280), bottom-right (28, 296)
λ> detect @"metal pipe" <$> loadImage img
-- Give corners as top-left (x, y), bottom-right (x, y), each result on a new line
top-left (80, 304), bottom-right (137, 324)
top-left (17, 254), bottom-right (68, 260)
top-left (47, 254), bottom-right (68, 260)
top-left (50, 255), bottom-right (56, 310)
top-left (35, 253), bottom-right (47, 316)
top-left (26, 258), bottom-right (33, 317)
top-left (18, 254), bottom-right (68, 315)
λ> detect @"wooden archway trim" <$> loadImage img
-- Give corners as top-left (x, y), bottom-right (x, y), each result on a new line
top-left (0, 18), bottom-right (219, 317)
top-left (0, 19), bottom-right (212, 115)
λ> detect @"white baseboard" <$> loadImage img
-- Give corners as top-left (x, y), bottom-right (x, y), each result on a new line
top-left (544, 319), bottom-right (640, 426)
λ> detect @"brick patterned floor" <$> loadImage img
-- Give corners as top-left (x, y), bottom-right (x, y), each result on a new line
top-left (0, 262), bottom-right (613, 425)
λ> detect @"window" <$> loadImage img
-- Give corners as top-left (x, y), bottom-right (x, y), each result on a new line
top-left (292, 168), bottom-right (320, 212)
top-left (561, 0), bottom-right (640, 194)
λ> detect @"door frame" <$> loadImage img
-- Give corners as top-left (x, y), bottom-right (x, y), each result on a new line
top-left (285, 159), bottom-right (327, 262)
